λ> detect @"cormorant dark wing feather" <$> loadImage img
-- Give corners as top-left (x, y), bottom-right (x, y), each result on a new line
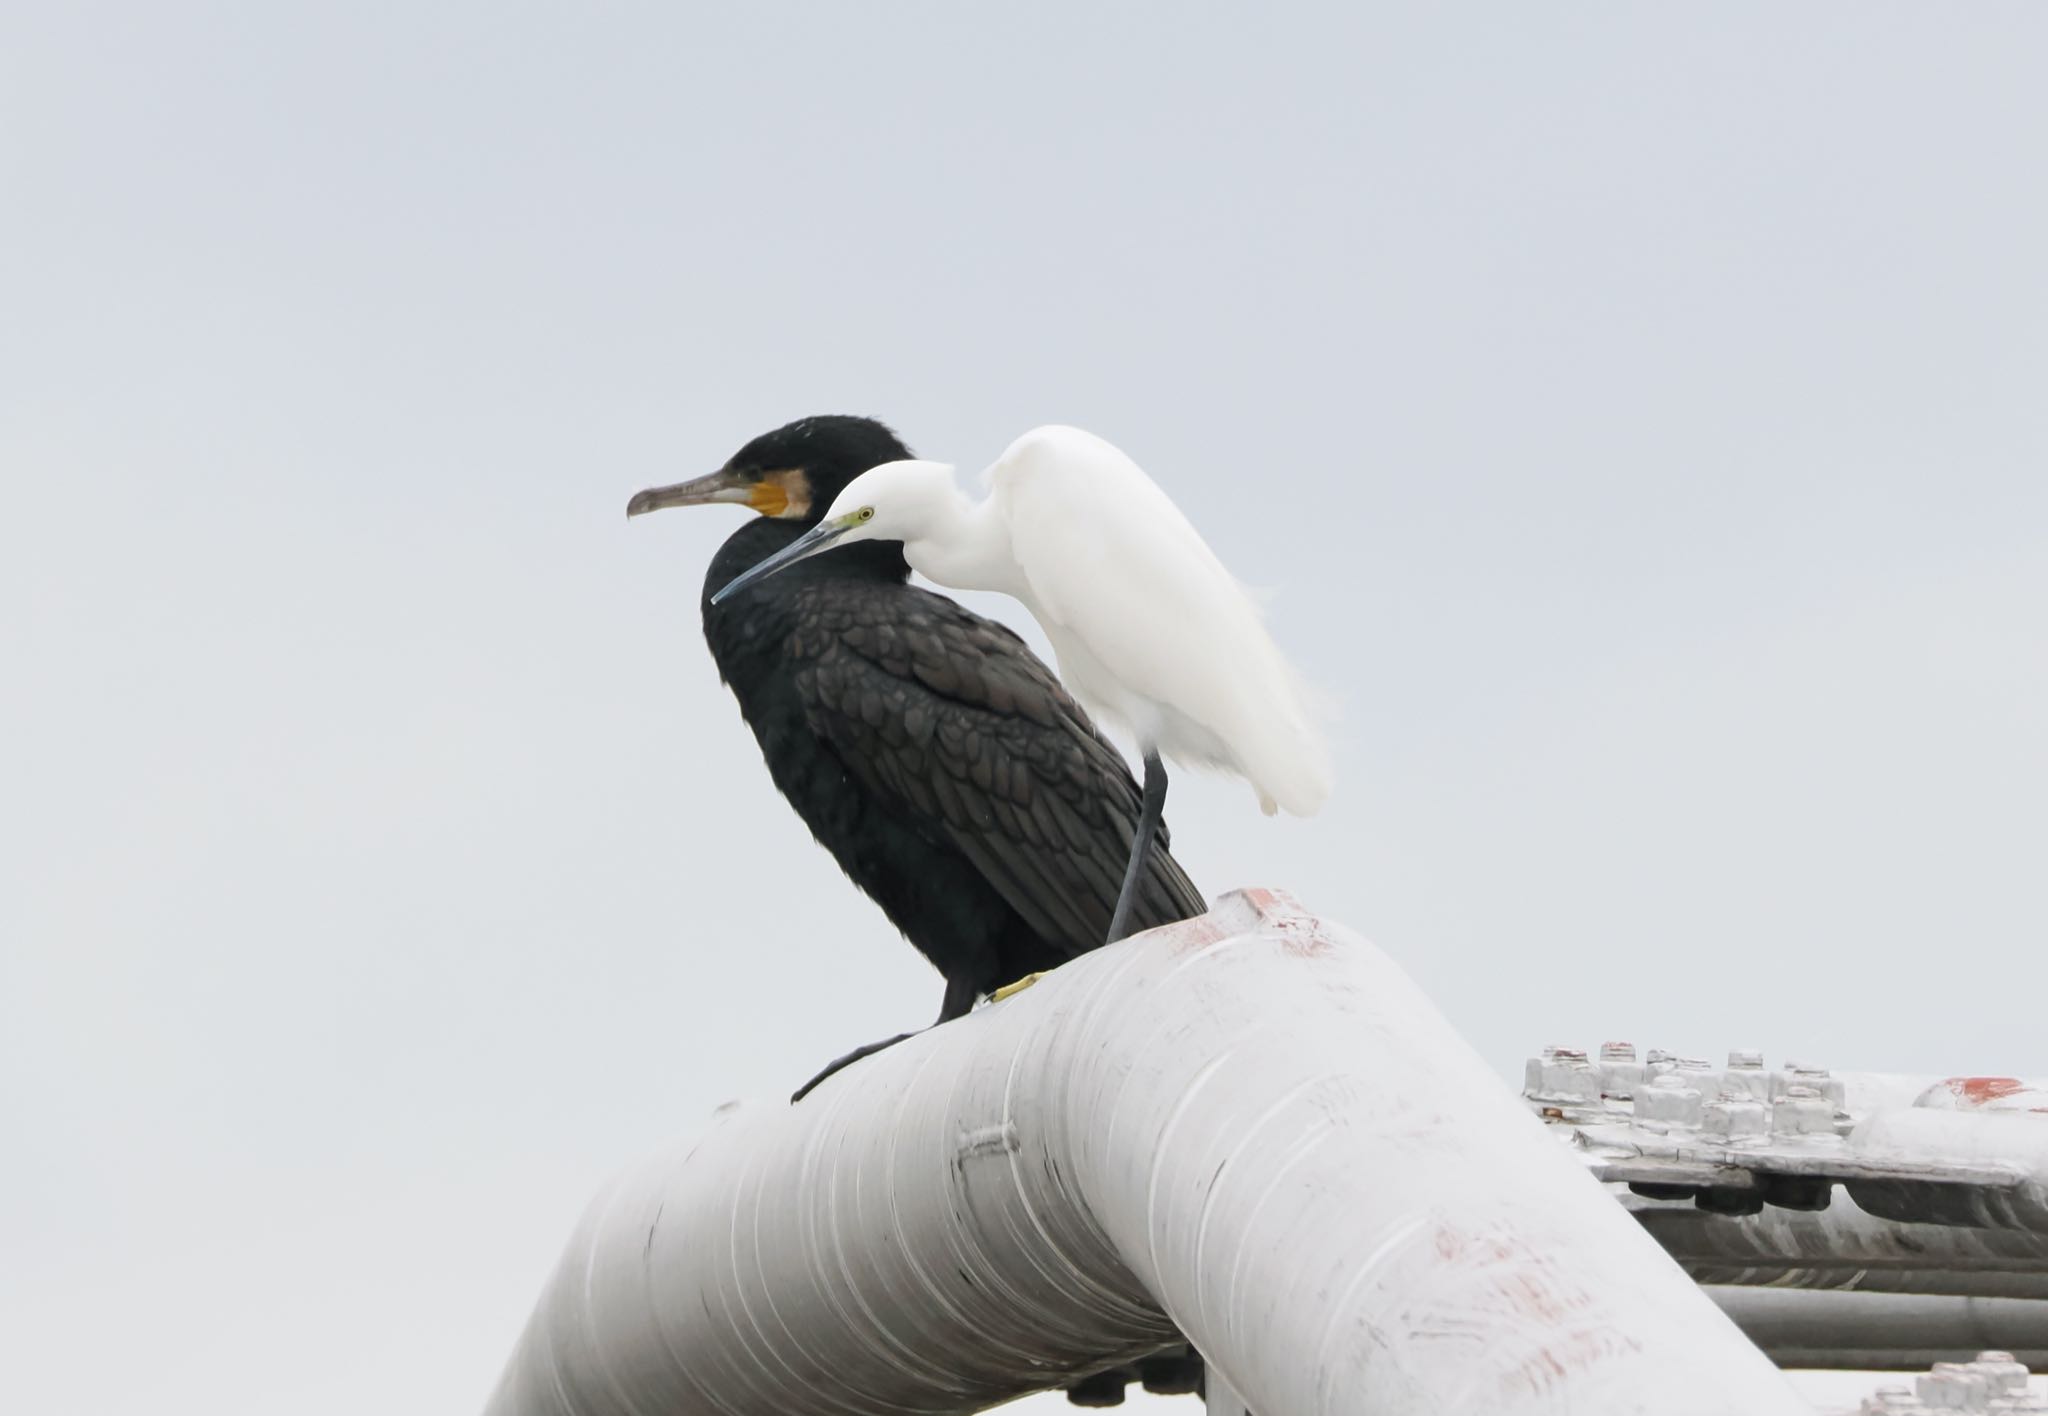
top-left (786, 580), bottom-right (1205, 958)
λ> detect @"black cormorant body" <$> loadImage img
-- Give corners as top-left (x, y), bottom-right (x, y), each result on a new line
top-left (630, 417), bottom-right (1210, 1404)
top-left (633, 417), bottom-right (1207, 1075)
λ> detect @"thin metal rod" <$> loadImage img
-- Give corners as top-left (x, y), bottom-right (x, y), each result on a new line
top-left (1707, 1286), bottom-right (2048, 1369)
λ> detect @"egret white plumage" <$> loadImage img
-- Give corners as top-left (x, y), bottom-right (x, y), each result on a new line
top-left (713, 424), bottom-right (1331, 942)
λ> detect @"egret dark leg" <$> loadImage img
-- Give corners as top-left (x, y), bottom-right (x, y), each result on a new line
top-left (790, 974), bottom-right (979, 1103)
top-left (1106, 750), bottom-right (1168, 943)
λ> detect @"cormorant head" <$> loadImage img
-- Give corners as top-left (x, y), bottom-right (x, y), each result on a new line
top-left (627, 415), bottom-right (912, 526)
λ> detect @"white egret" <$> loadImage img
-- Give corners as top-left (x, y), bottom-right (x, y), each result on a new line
top-left (712, 425), bottom-right (1331, 942)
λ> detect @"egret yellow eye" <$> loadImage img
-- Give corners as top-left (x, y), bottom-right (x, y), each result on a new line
top-left (858, 507), bottom-right (875, 522)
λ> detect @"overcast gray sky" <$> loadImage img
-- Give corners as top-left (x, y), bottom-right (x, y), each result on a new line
top-left (4, 5), bottom-right (2045, 1413)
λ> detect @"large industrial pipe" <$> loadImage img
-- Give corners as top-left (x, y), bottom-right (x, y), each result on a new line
top-left (484, 891), bottom-right (1807, 1416)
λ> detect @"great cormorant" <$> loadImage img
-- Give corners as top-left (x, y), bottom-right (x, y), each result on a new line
top-left (628, 416), bottom-right (1208, 1099)
top-left (630, 417), bottom-right (1210, 1406)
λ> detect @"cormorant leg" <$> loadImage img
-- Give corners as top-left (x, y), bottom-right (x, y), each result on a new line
top-left (790, 975), bottom-right (981, 1103)
top-left (934, 972), bottom-right (979, 1024)
top-left (1106, 750), bottom-right (1168, 943)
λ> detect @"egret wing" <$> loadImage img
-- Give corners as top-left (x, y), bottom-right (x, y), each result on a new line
top-left (786, 580), bottom-right (1205, 956)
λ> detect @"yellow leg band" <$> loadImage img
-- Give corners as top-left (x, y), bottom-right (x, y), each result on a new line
top-left (989, 972), bottom-right (1046, 1003)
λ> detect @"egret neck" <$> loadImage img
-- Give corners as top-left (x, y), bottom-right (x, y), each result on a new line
top-left (900, 485), bottom-right (1029, 601)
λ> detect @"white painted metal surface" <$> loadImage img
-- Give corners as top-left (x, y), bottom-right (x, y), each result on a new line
top-left (1628, 1189), bottom-right (2048, 1299)
top-left (485, 890), bottom-right (1807, 1416)
top-left (1521, 1044), bottom-right (2048, 1234)
top-left (1831, 1352), bottom-right (2047, 1414)
top-left (1707, 1289), bottom-right (2048, 1369)
top-left (1852, 1109), bottom-right (2048, 1234)
top-left (1205, 1373), bottom-right (1252, 1416)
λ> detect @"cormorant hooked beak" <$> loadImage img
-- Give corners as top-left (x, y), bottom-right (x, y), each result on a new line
top-left (627, 467), bottom-right (813, 520)
top-left (710, 512), bottom-right (861, 605)
top-left (626, 468), bottom-right (752, 518)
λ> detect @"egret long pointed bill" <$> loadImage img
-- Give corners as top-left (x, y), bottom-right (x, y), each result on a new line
top-left (710, 513), bottom-right (860, 604)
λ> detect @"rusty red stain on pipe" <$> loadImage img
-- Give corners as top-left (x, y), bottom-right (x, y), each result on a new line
top-left (1946, 1077), bottom-right (2029, 1106)
top-left (1164, 916), bottom-right (1227, 954)
top-left (1505, 1328), bottom-right (1645, 1396)
top-left (1273, 914), bottom-right (1336, 957)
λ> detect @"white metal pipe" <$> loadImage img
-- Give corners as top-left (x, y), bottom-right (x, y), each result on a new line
top-left (1206, 1373), bottom-right (1252, 1416)
top-left (1705, 1287), bottom-right (2048, 1370)
top-left (1825, 1073), bottom-right (2048, 1116)
top-left (485, 889), bottom-right (1804, 1416)
top-left (1902, 1077), bottom-right (2048, 1114)
top-left (1849, 1109), bottom-right (2048, 1234)
top-left (1627, 1190), bottom-right (2048, 1299)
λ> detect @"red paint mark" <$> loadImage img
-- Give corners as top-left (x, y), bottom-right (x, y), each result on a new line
top-left (1242, 887), bottom-right (1282, 912)
top-left (1425, 1219), bottom-right (1642, 1396)
top-left (1946, 1077), bottom-right (2028, 1106)
top-left (1165, 916), bottom-right (1227, 954)
top-left (1506, 1271), bottom-right (1579, 1327)
top-left (1506, 1329), bottom-right (1643, 1396)
top-left (1431, 1224), bottom-right (1521, 1266)
top-left (1215, 887), bottom-right (1339, 957)
top-left (1237, 886), bottom-right (1309, 924)
top-left (1273, 913), bottom-right (1337, 958)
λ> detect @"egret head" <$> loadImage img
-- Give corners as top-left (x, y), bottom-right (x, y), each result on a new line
top-left (626, 415), bottom-right (910, 526)
top-left (709, 460), bottom-right (958, 605)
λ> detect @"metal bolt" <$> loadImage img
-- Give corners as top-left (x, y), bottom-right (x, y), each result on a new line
top-left (1635, 1073), bottom-right (1705, 1129)
top-left (1771, 1084), bottom-right (1835, 1137)
top-left (1701, 1093), bottom-right (1770, 1142)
